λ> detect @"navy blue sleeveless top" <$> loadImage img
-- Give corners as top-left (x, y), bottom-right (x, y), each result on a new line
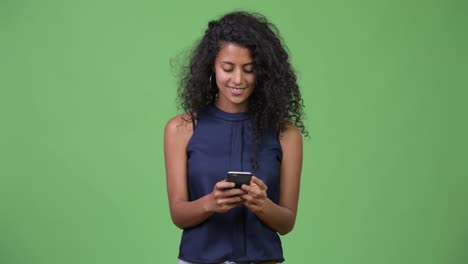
top-left (179, 105), bottom-right (284, 263)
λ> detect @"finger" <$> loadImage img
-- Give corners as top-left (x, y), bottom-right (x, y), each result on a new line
top-left (214, 189), bottom-right (242, 199)
top-left (241, 183), bottom-right (258, 192)
top-left (240, 194), bottom-right (254, 202)
top-left (241, 184), bottom-right (262, 197)
top-left (215, 188), bottom-right (245, 199)
top-left (224, 188), bottom-right (247, 197)
top-left (241, 184), bottom-right (253, 193)
top-left (217, 196), bottom-right (242, 205)
top-left (251, 176), bottom-right (267, 190)
top-left (216, 181), bottom-right (236, 190)
top-left (242, 195), bottom-right (264, 206)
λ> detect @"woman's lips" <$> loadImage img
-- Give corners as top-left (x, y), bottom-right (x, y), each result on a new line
top-left (228, 87), bottom-right (246, 95)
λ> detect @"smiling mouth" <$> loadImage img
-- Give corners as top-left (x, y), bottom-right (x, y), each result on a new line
top-left (228, 86), bottom-right (247, 95)
top-left (228, 87), bottom-right (246, 95)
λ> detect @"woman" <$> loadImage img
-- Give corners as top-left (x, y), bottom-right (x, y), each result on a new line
top-left (164, 11), bottom-right (306, 264)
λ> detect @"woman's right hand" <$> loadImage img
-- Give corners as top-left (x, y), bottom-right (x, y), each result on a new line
top-left (206, 180), bottom-right (245, 213)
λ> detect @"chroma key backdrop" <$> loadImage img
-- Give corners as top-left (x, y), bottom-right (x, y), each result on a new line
top-left (1, 0), bottom-right (467, 263)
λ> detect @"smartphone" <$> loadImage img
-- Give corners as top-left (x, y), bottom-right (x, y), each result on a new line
top-left (226, 171), bottom-right (252, 188)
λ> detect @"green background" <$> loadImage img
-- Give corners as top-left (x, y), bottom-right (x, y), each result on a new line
top-left (1, 0), bottom-right (467, 263)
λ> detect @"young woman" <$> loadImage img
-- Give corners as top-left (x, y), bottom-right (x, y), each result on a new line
top-left (164, 11), bottom-right (306, 264)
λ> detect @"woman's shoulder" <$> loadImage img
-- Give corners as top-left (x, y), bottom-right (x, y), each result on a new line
top-left (279, 123), bottom-right (303, 145)
top-left (164, 113), bottom-right (196, 139)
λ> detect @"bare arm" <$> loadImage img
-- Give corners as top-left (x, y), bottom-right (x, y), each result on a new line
top-left (241, 124), bottom-right (303, 235)
top-left (164, 115), bottom-right (245, 229)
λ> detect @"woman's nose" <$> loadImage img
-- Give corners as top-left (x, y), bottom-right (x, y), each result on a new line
top-left (232, 70), bottom-right (243, 85)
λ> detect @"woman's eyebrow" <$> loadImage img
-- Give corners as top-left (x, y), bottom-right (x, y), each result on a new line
top-left (221, 61), bottom-right (254, 66)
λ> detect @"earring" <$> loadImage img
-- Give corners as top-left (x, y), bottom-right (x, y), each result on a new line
top-left (209, 73), bottom-right (215, 88)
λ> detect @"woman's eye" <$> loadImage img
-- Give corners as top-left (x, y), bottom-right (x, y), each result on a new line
top-left (221, 67), bottom-right (254, 73)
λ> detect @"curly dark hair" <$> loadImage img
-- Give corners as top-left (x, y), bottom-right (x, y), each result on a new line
top-left (178, 11), bottom-right (307, 165)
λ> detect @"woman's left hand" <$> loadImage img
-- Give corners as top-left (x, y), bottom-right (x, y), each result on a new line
top-left (241, 176), bottom-right (268, 213)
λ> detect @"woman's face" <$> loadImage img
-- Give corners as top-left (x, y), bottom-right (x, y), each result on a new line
top-left (213, 42), bottom-right (256, 113)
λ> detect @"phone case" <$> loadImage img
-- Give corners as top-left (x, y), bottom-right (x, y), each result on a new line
top-left (226, 171), bottom-right (252, 188)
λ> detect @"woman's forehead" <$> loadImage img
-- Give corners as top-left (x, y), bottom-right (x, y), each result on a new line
top-left (216, 42), bottom-right (253, 64)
